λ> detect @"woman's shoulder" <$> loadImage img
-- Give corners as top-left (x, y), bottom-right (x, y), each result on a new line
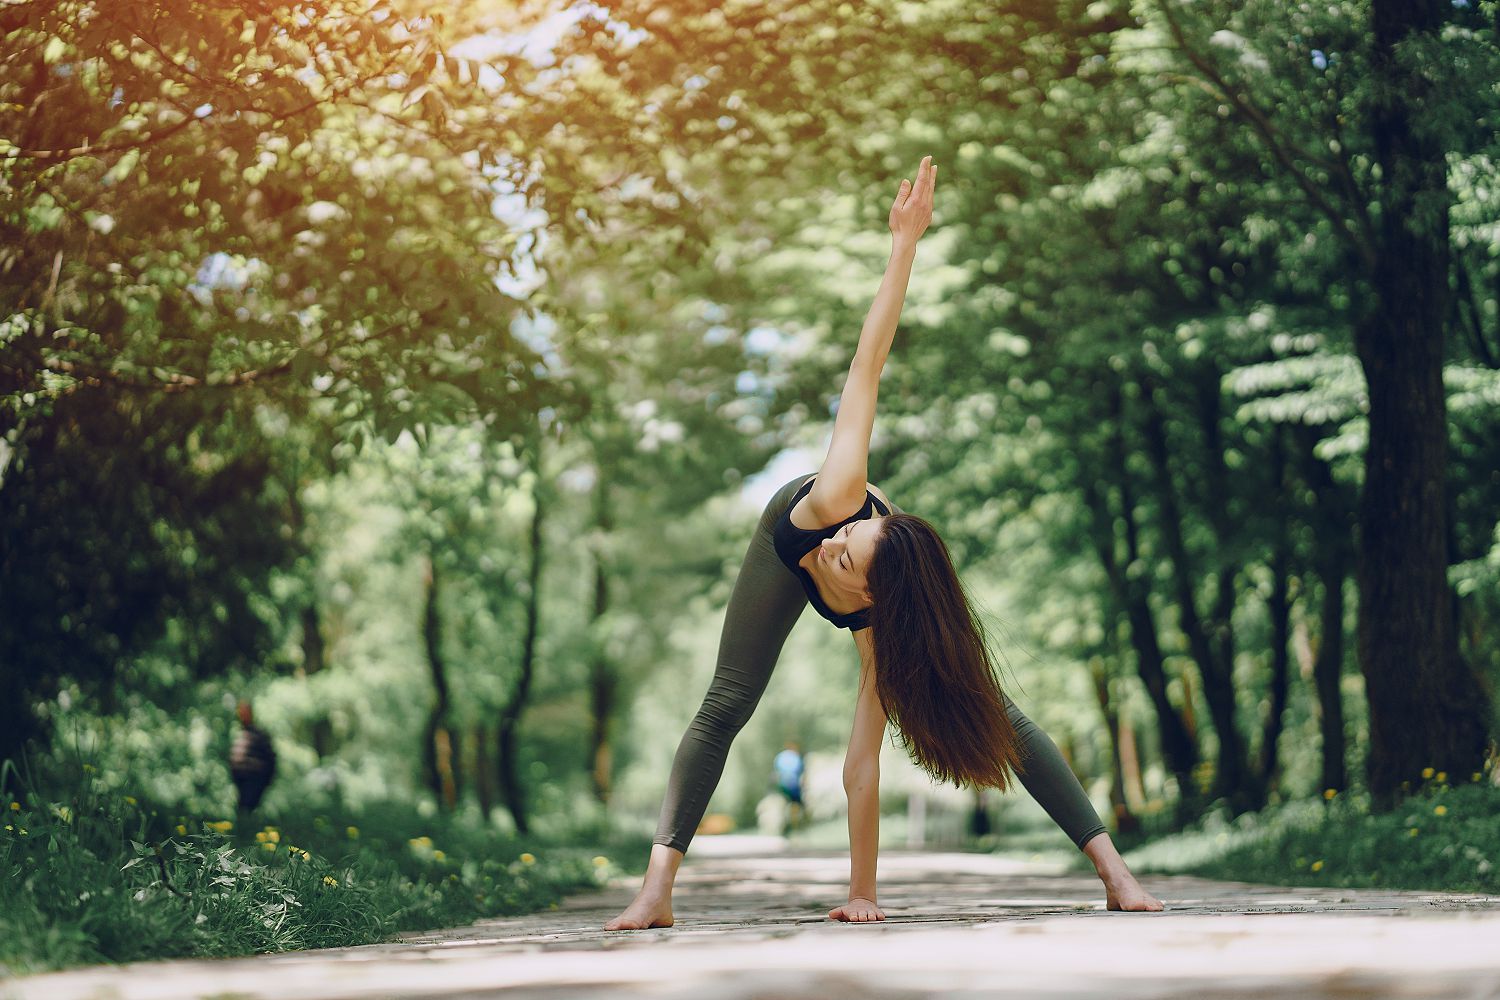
top-left (788, 474), bottom-right (879, 531)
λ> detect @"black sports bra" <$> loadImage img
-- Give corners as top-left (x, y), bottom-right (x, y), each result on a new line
top-left (772, 477), bottom-right (891, 631)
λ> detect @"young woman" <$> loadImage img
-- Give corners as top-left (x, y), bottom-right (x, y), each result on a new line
top-left (605, 157), bottom-right (1162, 930)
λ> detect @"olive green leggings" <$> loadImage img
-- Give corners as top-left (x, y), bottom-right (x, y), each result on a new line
top-left (652, 474), bottom-right (1107, 854)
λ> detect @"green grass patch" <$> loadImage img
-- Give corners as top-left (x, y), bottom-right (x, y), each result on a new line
top-left (1123, 781), bottom-right (1500, 894)
top-left (0, 757), bottom-right (646, 976)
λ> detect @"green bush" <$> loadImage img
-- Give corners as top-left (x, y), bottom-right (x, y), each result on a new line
top-left (1126, 781), bottom-right (1500, 894)
top-left (0, 753), bottom-right (635, 976)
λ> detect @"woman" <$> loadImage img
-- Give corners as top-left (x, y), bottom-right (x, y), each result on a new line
top-left (606, 157), bottom-right (1162, 929)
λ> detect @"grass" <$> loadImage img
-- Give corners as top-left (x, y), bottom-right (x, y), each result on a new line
top-left (1123, 779), bottom-right (1500, 894)
top-left (0, 755), bottom-right (648, 977)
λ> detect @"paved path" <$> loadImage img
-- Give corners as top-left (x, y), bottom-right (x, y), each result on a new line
top-left (8, 839), bottom-right (1500, 999)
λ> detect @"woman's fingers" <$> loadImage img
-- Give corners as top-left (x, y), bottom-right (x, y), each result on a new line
top-left (903, 157), bottom-right (934, 207)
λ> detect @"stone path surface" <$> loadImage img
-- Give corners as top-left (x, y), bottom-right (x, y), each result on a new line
top-left (7, 837), bottom-right (1500, 999)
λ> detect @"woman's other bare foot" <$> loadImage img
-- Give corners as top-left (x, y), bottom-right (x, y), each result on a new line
top-left (603, 843), bottom-right (684, 930)
top-left (604, 892), bottom-right (674, 930)
top-left (828, 897), bottom-right (886, 922)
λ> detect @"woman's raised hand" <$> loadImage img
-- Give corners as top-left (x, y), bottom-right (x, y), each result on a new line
top-left (888, 155), bottom-right (936, 244)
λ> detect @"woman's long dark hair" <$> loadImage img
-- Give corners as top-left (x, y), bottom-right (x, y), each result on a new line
top-left (867, 513), bottom-right (1023, 790)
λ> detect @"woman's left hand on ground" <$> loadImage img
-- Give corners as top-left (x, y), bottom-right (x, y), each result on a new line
top-left (828, 896), bottom-right (886, 922)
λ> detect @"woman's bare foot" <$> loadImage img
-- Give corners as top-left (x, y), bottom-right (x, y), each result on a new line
top-left (604, 891), bottom-right (674, 930)
top-left (828, 897), bottom-right (886, 922)
top-left (1082, 832), bottom-right (1164, 912)
top-left (603, 844), bottom-right (684, 930)
top-left (1104, 872), bottom-right (1164, 912)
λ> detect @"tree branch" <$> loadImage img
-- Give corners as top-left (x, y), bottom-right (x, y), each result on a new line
top-left (1155, 0), bottom-right (1377, 271)
top-left (33, 300), bottom-right (449, 395)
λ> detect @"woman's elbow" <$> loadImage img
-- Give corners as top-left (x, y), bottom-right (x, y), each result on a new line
top-left (842, 757), bottom-right (880, 795)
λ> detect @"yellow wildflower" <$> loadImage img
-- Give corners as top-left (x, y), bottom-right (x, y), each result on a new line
top-left (4, 825), bottom-right (10, 832)
top-left (256, 832), bottom-right (268, 843)
top-left (1322, 789), bottom-right (1337, 800)
top-left (519, 852), bottom-right (536, 865)
top-left (322, 876), bottom-right (339, 887)
top-left (124, 796), bottom-right (137, 806)
top-left (263, 843), bottom-right (276, 852)
top-left (1311, 860), bottom-right (1324, 872)
top-left (433, 850), bottom-right (446, 862)
top-left (1436, 772), bottom-right (1447, 783)
top-left (592, 856), bottom-right (609, 867)
top-left (1409, 827), bottom-right (1420, 837)
top-left (175, 824), bottom-right (187, 836)
top-left (346, 826), bottom-right (359, 839)
top-left (207, 820), bottom-right (233, 833)
top-left (9, 802), bottom-right (18, 811)
top-left (1434, 805), bottom-right (1448, 816)
top-left (1421, 767), bottom-right (1435, 779)
top-left (267, 829), bottom-right (280, 843)
top-left (17, 828), bottom-right (25, 836)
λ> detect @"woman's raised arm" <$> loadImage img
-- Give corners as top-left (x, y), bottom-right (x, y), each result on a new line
top-left (806, 156), bottom-right (936, 524)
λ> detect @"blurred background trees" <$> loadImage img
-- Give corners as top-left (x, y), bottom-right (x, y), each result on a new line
top-left (2, 0), bottom-right (1496, 843)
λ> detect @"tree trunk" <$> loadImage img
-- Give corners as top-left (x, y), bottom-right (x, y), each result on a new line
top-left (1295, 425), bottom-right (1351, 795)
top-left (1356, 0), bottom-right (1492, 806)
top-left (588, 482), bottom-right (615, 805)
top-left (472, 724), bottom-right (495, 821)
top-left (1253, 429), bottom-right (1293, 807)
top-left (497, 468), bottom-right (545, 835)
top-left (1117, 717), bottom-right (1147, 816)
top-left (1089, 654), bottom-right (1138, 835)
top-left (1080, 389), bottom-right (1200, 814)
top-left (287, 483), bottom-right (333, 760)
top-left (1257, 554), bottom-right (1291, 805)
top-left (421, 555), bottom-right (458, 810)
top-left (1139, 374), bottom-right (1251, 813)
top-left (300, 603), bottom-right (333, 760)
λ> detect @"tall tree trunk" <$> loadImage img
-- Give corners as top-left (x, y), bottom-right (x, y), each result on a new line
top-left (472, 724), bottom-right (495, 821)
top-left (1117, 716), bottom-right (1147, 815)
top-left (1254, 429), bottom-right (1293, 807)
top-left (1081, 389), bottom-right (1199, 815)
top-left (287, 483), bottom-right (333, 760)
top-left (421, 555), bottom-right (458, 810)
top-left (1356, 0), bottom-right (1491, 805)
top-left (1139, 375), bottom-right (1250, 811)
top-left (588, 482), bottom-right (615, 805)
top-left (1089, 654), bottom-right (1138, 836)
top-left (497, 468), bottom-right (545, 835)
top-left (300, 603), bottom-right (333, 760)
top-left (1295, 425), bottom-right (1351, 795)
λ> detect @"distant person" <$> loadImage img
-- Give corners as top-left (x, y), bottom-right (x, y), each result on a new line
top-left (606, 157), bottom-right (1161, 931)
top-left (229, 699), bottom-right (277, 812)
top-left (773, 743), bottom-right (805, 829)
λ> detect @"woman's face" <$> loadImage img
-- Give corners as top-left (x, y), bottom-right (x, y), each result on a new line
top-left (817, 516), bottom-right (884, 602)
